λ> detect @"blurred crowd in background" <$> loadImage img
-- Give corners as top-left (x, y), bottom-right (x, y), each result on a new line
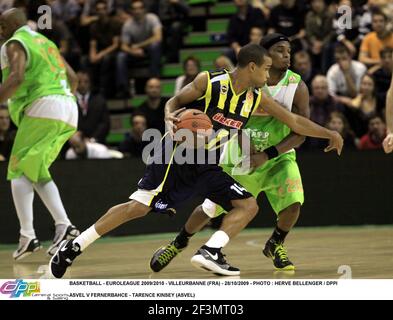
top-left (0, 0), bottom-right (392, 161)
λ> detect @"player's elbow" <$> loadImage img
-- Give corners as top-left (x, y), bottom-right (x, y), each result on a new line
top-left (235, 197), bottom-right (259, 222)
top-left (287, 114), bottom-right (301, 134)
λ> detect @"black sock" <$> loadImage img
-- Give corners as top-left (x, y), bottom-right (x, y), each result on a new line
top-left (174, 227), bottom-right (194, 249)
top-left (268, 226), bottom-right (289, 244)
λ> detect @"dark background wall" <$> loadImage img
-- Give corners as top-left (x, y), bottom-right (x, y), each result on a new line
top-left (1, 150), bottom-right (392, 243)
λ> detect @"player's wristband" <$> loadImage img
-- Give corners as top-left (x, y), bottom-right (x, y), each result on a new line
top-left (264, 146), bottom-right (279, 160)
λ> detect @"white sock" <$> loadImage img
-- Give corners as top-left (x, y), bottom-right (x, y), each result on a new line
top-left (74, 225), bottom-right (100, 251)
top-left (11, 176), bottom-right (36, 238)
top-left (205, 230), bottom-right (230, 248)
top-left (33, 180), bottom-right (71, 226)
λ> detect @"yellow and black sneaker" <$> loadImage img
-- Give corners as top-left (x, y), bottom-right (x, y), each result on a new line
top-left (263, 240), bottom-right (295, 271)
top-left (150, 241), bottom-right (184, 272)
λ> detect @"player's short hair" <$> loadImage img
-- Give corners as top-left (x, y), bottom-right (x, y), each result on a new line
top-left (237, 43), bottom-right (268, 68)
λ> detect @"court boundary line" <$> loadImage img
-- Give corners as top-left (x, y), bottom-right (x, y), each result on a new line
top-left (1, 224), bottom-right (392, 251)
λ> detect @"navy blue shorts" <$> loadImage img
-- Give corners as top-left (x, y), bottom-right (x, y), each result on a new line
top-left (130, 137), bottom-right (252, 213)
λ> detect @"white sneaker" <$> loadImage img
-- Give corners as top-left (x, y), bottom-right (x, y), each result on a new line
top-left (47, 224), bottom-right (80, 256)
top-left (13, 236), bottom-right (42, 261)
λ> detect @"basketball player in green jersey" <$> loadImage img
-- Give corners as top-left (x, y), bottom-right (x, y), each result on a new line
top-left (0, 9), bottom-right (80, 260)
top-left (149, 34), bottom-right (315, 272)
top-left (383, 68), bottom-right (393, 153)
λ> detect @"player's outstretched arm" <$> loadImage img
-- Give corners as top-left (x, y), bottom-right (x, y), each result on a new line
top-left (0, 41), bottom-right (26, 104)
top-left (260, 92), bottom-right (343, 155)
top-left (61, 56), bottom-right (78, 95)
top-left (164, 71), bottom-right (208, 136)
top-left (383, 72), bottom-right (393, 153)
top-left (249, 81), bottom-right (311, 169)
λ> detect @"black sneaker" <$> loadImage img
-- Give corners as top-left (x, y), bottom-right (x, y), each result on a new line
top-left (49, 240), bottom-right (81, 278)
top-left (150, 240), bottom-right (185, 272)
top-left (13, 236), bottom-right (42, 261)
top-left (190, 245), bottom-right (240, 276)
top-left (263, 240), bottom-right (295, 271)
top-left (47, 224), bottom-right (80, 256)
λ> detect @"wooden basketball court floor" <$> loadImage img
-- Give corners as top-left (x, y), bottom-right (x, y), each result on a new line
top-left (0, 226), bottom-right (392, 279)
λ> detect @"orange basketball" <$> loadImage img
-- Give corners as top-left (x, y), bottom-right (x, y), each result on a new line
top-left (175, 109), bottom-right (213, 134)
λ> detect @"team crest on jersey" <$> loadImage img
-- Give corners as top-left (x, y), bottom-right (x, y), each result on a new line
top-left (220, 84), bottom-right (228, 95)
top-left (288, 75), bottom-right (297, 83)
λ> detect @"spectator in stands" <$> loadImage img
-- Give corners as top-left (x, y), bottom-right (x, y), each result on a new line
top-left (338, 74), bottom-right (385, 137)
top-left (89, 0), bottom-right (121, 98)
top-left (76, 71), bottom-right (110, 144)
top-left (51, 0), bottom-right (81, 25)
top-left (139, 78), bottom-right (168, 134)
top-left (80, 0), bottom-right (116, 27)
top-left (292, 51), bottom-right (316, 90)
top-left (116, 0), bottom-right (162, 97)
top-left (66, 131), bottom-right (113, 159)
top-left (370, 48), bottom-right (393, 98)
top-left (327, 43), bottom-right (367, 100)
top-left (305, 0), bottom-right (334, 72)
top-left (309, 75), bottom-right (343, 126)
top-left (268, 0), bottom-right (307, 52)
top-left (358, 114), bottom-right (387, 150)
top-left (0, 105), bottom-right (16, 161)
top-left (251, 0), bottom-right (272, 17)
top-left (303, 76), bottom-right (344, 150)
top-left (249, 26), bottom-right (263, 45)
top-left (359, 9), bottom-right (393, 67)
top-left (226, 0), bottom-right (267, 62)
top-left (214, 55), bottom-right (235, 71)
top-left (118, 111), bottom-right (149, 157)
top-left (326, 111), bottom-right (357, 149)
top-left (47, 1), bottom-right (82, 69)
top-left (157, 0), bottom-right (190, 63)
top-left (174, 56), bottom-right (201, 94)
top-left (322, 0), bottom-right (361, 72)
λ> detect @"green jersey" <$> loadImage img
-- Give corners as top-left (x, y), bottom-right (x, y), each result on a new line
top-left (246, 69), bottom-right (301, 152)
top-left (221, 69), bottom-right (301, 167)
top-left (0, 26), bottom-right (72, 126)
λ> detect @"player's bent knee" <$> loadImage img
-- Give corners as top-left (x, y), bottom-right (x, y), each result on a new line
top-left (283, 202), bottom-right (301, 216)
top-left (123, 200), bottom-right (151, 220)
top-left (233, 197), bottom-right (259, 219)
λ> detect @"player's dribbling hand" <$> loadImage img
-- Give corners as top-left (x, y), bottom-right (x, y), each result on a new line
top-left (165, 107), bottom-right (186, 138)
top-left (324, 131), bottom-right (344, 155)
top-left (383, 133), bottom-right (393, 154)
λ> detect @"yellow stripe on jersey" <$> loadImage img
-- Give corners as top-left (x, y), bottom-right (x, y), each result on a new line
top-left (241, 88), bottom-right (262, 118)
top-left (229, 93), bottom-right (240, 114)
top-left (203, 71), bottom-right (212, 113)
top-left (217, 78), bottom-right (229, 110)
